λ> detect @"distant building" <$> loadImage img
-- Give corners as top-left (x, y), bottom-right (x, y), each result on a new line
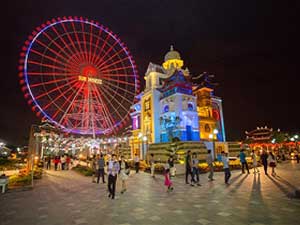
top-left (245, 126), bottom-right (273, 143)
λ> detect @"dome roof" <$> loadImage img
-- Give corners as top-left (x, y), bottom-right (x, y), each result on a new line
top-left (164, 45), bottom-right (181, 62)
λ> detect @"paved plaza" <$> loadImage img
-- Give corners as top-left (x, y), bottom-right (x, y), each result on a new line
top-left (1, 162), bottom-right (300, 225)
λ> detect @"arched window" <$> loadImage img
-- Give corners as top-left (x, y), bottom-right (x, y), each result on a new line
top-left (164, 105), bottom-right (169, 113)
top-left (188, 103), bottom-right (194, 111)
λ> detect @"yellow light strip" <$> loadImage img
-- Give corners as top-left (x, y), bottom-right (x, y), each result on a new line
top-left (78, 76), bottom-right (102, 85)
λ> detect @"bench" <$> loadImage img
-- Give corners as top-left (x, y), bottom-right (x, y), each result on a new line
top-left (0, 177), bottom-right (8, 193)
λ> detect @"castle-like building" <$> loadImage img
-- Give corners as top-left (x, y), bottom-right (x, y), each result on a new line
top-left (130, 46), bottom-right (226, 157)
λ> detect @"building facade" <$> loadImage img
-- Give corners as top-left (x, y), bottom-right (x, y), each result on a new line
top-left (129, 46), bottom-right (226, 158)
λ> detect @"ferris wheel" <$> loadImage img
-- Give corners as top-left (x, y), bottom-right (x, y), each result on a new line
top-left (18, 16), bottom-right (139, 135)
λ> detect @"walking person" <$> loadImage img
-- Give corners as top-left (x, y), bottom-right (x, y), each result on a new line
top-left (107, 154), bottom-right (120, 199)
top-left (134, 154), bottom-right (140, 173)
top-left (91, 155), bottom-right (97, 183)
top-left (149, 153), bottom-right (155, 178)
top-left (61, 155), bottom-right (66, 170)
top-left (54, 156), bottom-right (59, 171)
top-left (168, 155), bottom-right (176, 177)
top-left (239, 149), bottom-right (250, 174)
top-left (66, 155), bottom-right (71, 170)
top-left (119, 156), bottom-right (129, 194)
top-left (296, 151), bottom-right (300, 163)
top-left (268, 152), bottom-right (277, 176)
top-left (206, 149), bottom-right (214, 181)
top-left (251, 150), bottom-right (259, 173)
top-left (191, 152), bottom-right (201, 186)
top-left (97, 154), bottom-right (106, 183)
top-left (46, 156), bottom-right (51, 170)
top-left (185, 150), bottom-right (192, 184)
top-left (221, 151), bottom-right (231, 184)
top-left (164, 166), bottom-right (173, 192)
top-left (261, 150), bottom-right (269, 175)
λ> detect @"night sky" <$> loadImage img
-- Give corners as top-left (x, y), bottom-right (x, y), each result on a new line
top-left (0, 0), bottom-right (299, 146)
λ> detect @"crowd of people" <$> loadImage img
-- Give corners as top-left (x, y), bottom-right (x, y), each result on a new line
top-left (42, 147), bottom-right (298, 200)
top-left (44, 155), bottom-right (73, 171)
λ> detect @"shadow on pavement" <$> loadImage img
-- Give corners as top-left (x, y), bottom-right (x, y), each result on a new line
top-left (228, 173), bottom-right (243, 185)
top-left (229, 173), bottom-right (249, 193)
top-left (273, 176), bottom-right (298, 190)
top-left (267, 175), bottom-right (295, 199)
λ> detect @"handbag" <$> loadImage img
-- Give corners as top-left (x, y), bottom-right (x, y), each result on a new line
top-left (125, 168), bottom-right (130, 175)
top-left (269, 162), bottom-right (276, 167)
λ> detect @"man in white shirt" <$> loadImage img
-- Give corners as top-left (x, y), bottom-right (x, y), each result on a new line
top-left (221, 151), bottom-right (231, 184)
top-left (107, 154), bottom-right (120, 199)
top-left (206, 149), bottom-right (214, 181)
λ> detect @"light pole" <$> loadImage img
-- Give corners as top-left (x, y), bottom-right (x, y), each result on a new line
top-left (209, 129), bottom-right (219, 160)
top-left (142, 136), bottom-right (148, 160)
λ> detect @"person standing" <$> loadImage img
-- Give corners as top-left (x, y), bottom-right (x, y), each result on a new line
top-left (221, 151), bottom-right (231, 184)
top-left (268, 152), bottom-right (277, 176)
top-left (185, 150), bottom-right (192, 184)
top-left (168, 155), bottom-right (175, 177)
top-left (206, 149), bottom-right (214, 181)
top-left (97, 154), bottom-right (106, 183)
top-left (91, 155), bottom-right (98, 183)
top-left (46, 156), bottom-right (51, 170)
top-left (149, 153), bottom-right (155, 178)
top-left (239, 149), bottom-right (250, 174)
top-left (66, 155), bottom-right (71, 170)
top-left (191, 152), bottom-right (201, 186)
top-left (61, 155), bottom-right (66, 170)
top-left (164, 167), bottom-right (173, 192)
top-left (261, 150), bottom-right (269, 175)
top-left (134, 154), bottom-right (140, 173)
top-left (119, 156), bottom-right (129, 194)
top-left (107, 154), bottom-right (120, 199)
top-left (54, 156), bottom-right (59, 171)
top-left (251, 150), bottom-right (259, 173)
top-left (296, 151), bottom-right (300, 164)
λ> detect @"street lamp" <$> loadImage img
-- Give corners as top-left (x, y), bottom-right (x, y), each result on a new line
top-left (209, 129), bottom-right (219, 160)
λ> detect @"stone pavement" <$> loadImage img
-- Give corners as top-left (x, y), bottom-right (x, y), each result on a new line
top-left (1, 161), bottom-right (300, 225)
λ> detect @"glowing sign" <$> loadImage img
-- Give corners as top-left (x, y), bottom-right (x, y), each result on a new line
top-left (78, 76), bottom-right (102, 84)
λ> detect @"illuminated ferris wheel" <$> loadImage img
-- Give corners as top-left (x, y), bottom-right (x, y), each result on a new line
top-left (18, 16), bottom-right (139, 135)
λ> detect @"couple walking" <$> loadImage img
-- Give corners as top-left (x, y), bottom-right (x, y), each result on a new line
top-left (107, 155), bottom-right (130, 199)
top-left (185, 150), bottom-right (215, 185)
top-left (185, 151), bottom-right (201, 186)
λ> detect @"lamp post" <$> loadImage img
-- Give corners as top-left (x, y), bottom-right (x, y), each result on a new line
top-left (209, 129), bottom-right (219, 160)
top-left (142, 136), bottom-right (148, 160)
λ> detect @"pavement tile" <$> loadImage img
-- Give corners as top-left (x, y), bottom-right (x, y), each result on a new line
top-left (197, 218), bottom-right (211, 225)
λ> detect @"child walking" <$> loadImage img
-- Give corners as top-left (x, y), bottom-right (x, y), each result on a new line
top-left (164, 167), bottom-right (173, 192)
